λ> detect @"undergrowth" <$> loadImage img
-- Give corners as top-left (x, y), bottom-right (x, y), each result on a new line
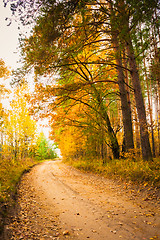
top-left (0, 157), bottom-right (38, 203)
top-left (65, 157), bottom-right (160, 186)
top-left (0, 157), bottom-right (40, 235)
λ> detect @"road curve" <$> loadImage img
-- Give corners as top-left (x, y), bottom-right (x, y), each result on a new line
top-left (4, 160), bottom-right (160, 239)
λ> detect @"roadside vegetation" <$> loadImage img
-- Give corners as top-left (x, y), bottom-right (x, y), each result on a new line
top-left (0, 140), bottom-right (57, 203)
top-left (0, 158), bottom-right (37, 203)
top-left (0, 154), bottom-right (57, 235)
top-left (0, 75), bottom-right (58, 234)
top-left (65, 156), bottom-right (160, 187)
top-left (0, 83), bottom-right (58, 201)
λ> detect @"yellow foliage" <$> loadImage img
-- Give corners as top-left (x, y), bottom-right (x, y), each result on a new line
top-left (1, 84), bottom-right (37, 159)
top-left (0, 58), bottom-right (10, 79)
top-left (57, 126), bottom-right (86, 160)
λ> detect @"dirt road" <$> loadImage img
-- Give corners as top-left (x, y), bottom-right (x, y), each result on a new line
top-left (4, 160), bottom-right (160, 239)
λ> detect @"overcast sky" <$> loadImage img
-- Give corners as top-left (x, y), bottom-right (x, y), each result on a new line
top-left (0, 2), bottom-right (55, 142)
top-left (0, 1), bottom-right (20, 70)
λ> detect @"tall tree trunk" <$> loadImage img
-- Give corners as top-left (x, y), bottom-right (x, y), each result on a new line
top-left (114, 41), bottom-right (134, 151)
top-left (143, 57), bottom-right (156, 157)
top-left (92, 85), bottom-right (120, 159)
top-left (123, 49), bottom-right (131, 110)
top-left (104, 112), bottom-right (120, 159)
top-left (133, 103), bottom-right (141, 150)
top-left (138, 22), bottom-right (156, 157)
top-left (111, 0), bottom-right (153, 160)
top-left (126, 37), bottom-right (152, 161)
top-left (154, 79), bottom-right (160, 156)
top-left (109, 4), bottom-right (134, 153)
top-left (147, 80), bottom-right (156, 157)
top-left (156, 78), bottom-right (160, 157)
top-left (152, 19), bottom-right (160, 156)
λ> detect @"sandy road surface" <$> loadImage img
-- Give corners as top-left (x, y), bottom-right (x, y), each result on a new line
top-left (3, 160), bottom-right (160, 239)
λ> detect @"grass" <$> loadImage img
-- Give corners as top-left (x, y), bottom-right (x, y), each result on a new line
top-left (0, 156), bottom-right (58, 236)
top-left (0, 157), bottom-right (41, 235)
top-left (0, 158), bottom-right (42, 235)
top-left (65, 157), bottom-right (160, 186)
top-left (0, 157), bottom-right (38, 203)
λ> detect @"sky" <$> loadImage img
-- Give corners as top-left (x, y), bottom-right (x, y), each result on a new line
top-left (0, 1), bottom-right (20, 70)
top-left (0, 2), bottom-right (61, 157)
top-left (0, 2), bottom-right (52, 140)
top-left (0, 1), bottom-right (20, 109)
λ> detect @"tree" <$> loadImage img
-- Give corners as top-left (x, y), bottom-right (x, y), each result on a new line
top-left (34, 132), bottom-right (58, 160)
top-left (109, 4), bottom-right (134, 152)
top-left (6, 0), bottom-right (159, 160)
top-left (108, 0), bottom-right (153, 160)
top-left (28, 37), bottom-right (121, 159)
top-left (3, 84), bottom-right (37, 159)
top-left (0, 58), bottom-right (10, 100)
top-left (0, 58), bottom-right (10, 150)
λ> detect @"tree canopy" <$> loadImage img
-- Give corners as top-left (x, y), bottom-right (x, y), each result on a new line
top-left (4, 0), bottom-right (160, 161)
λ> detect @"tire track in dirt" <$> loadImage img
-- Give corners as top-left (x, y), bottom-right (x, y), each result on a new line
top-left (3, 160), bottom-right (160, 239)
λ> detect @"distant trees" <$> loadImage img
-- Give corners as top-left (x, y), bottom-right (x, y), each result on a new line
top-left (0, 58), bottom-right (10, 102)
top-left (5, 0), bottom-right (160, 161)
top-left (0, 84), bottom-right (57, 160)
top-left (33, 132), bottom-right (58, 160)
top-left (0, 58), bottom-right (10, 151)
top-left (1, 85), bottom-right (37, 159)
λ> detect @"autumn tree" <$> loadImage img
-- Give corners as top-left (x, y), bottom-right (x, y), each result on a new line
top-left (28, 35), bottom-right (121, 159)
top-left (3, 84), bottom-right (37, 159)
top-left (0, 58), bottom-right (10, 103)
top-left (33, 132), bottom-right (58, 160)
top-left (6, 0), bottom-right (159, 160)
top-left (0, 58), bottom-right (10, 149)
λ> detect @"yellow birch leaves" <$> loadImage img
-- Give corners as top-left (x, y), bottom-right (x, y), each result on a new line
top-left (2, 85), bottom-right (37, 159)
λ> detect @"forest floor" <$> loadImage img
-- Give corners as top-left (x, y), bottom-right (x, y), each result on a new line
top-left (2, 160), bottom-right (160, 240)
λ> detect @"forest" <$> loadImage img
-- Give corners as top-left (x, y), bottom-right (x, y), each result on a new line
top-left (0, 59), bottom-right (57, 204)
top-left (0, 0), bottom-right (160, 204)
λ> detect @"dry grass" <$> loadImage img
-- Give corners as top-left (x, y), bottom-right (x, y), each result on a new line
top-left (66, 157), bottom-right (160, 186)
top-left (0, 157), bottom-right (38, 203)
